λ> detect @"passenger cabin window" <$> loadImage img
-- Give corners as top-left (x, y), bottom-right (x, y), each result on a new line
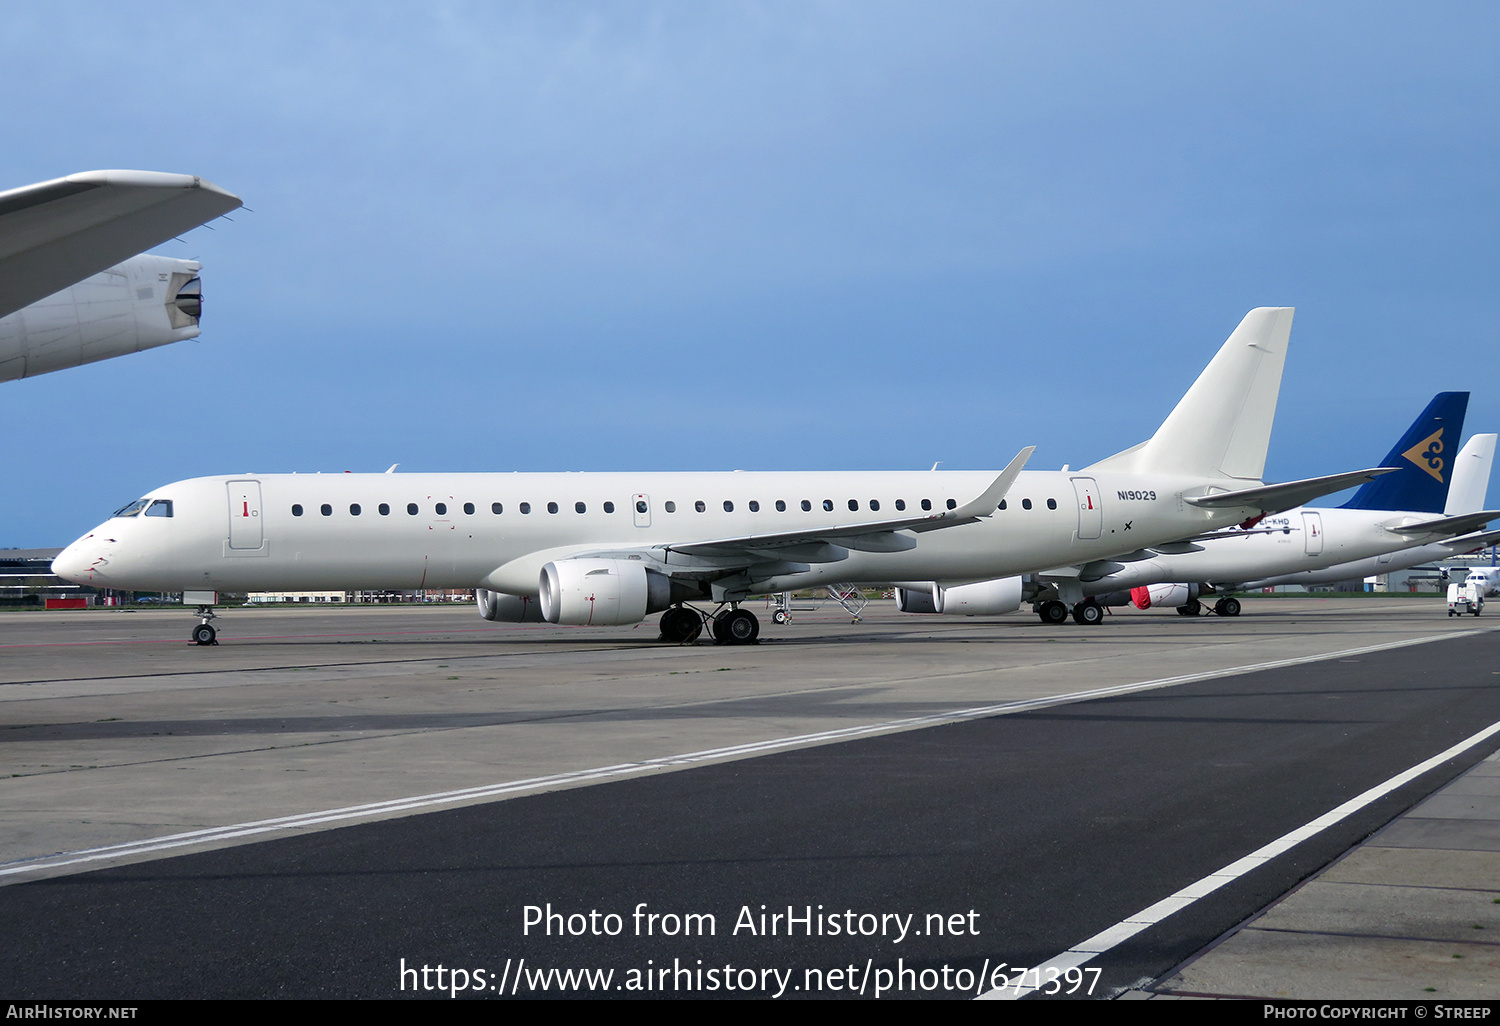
top-left (321, 504), bottom-right (332, 516)
top-left (408, 503), bottom-right (420, 515)
top-left (749, 500), bottom-right (760, 512)
top-left (292, 504), bottom-right (304, 516)
top-left (801, 500), bottom-right (811, 511)
top-left (380, 503), bottom-right (391, 515)
top-left (723, 500), bottom-right (734, 512)
top-left (520, 502), bottom-right (532, 514)
top-left (920, 499), bottom-right (932, 511)
top-left (603, 501), bottom-right (615, 513)
top-left (436, 503), bottom-right (447, 515)
top-left (664, 501), bottom-right (676, 513)
top-left (895, 499), bottom-right (906, 511)
top-left (464, 503), bottom-right (475, 515)
top-left (822, 499), bottom-right (834, 511)
top-left (695, 501), bottom-right (706, 513)
top-left (1047, 498), bottom-right (1057, 510)
top-left (575, 502), bottom-right (586, 514)
top-left (946, 499), bottom-right (957, 510)
top-left (349, 504), bottom-right (361, 516)
top-left (869, 499), bottom-right (880, 511)
top-left (144, 500), bottom-right (173, 518)
top-left (491, 502), bottom-right (502, 514)
top-left (636, 500), bottom-right (648, 514)
top-left (1022, 499), bottom-right (1032, 510)
top-left (998, 500), bottom-right (1007, 510)
top-left (775, 500), bottom-right (786, 512)
top-left (848, 499), bottom-right (859, 512)
top-left (112, 499), bottom-right (150, 518)
top-left (547, 502), bottom-right (558, 514)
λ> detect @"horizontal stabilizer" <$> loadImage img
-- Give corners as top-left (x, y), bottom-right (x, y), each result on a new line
top-left (1184, 467), bottom-right (1395, 516)
top-left (1383, 509), bottom-right (1500, 537)
top-left (1438, 529), bottom-right (1500, 553)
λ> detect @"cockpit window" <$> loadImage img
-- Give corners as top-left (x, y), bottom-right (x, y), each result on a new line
top-left (145, 500), bottom-right (174, 518)
top-left (111, 499), bottom-right (150, 518)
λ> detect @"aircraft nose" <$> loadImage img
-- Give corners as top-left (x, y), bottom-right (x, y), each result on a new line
top-left (52, 535), bottom-right (109, 584)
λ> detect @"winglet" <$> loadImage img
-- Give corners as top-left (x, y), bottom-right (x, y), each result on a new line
top-left (944, 446), bottom-right (1035, 522)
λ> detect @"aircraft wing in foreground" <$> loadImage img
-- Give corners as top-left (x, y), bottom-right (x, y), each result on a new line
top-left (0, 169), bottom-right (240, 321)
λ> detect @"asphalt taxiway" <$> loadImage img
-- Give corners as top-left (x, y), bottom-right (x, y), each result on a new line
top-left (0, 597), bottom-right (1496, 999)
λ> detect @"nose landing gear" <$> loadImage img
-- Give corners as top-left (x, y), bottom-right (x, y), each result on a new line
top-left (191, 605), bottom-right (218, 645)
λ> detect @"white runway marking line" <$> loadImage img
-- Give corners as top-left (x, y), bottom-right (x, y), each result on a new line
top-left (1, 626), bottom-right (1492, 882)
top-left (979, 693), bottom-right (1500, 999)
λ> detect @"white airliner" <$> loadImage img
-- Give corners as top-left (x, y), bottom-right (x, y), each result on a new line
top-left (0, 253), bottom-right (207, 381)
top-left (0, 169), bottom-right (239, 379)
top-left (1460, 565), bottom-right (1500, 598)
top-left (1232, 434), bottom-right (1497, 594)
top-left (895, 413), bottom-right (1497, 622)
top-left (53, 307), bottom-right (1390, 646)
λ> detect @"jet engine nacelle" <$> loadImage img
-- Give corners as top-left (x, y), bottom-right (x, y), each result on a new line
top-left (476, 589), bottom-right (546, 622)
top-left (893, 586), bottom-right (939, 614)
top-left (934, 576), bottom-right (1024, 616)
top-left (538, 558), bottom-right (676, 626)
top-left (0, 253), bottom-right (205, 382)
top-left (1129, 583), bottom-right (1202, 609)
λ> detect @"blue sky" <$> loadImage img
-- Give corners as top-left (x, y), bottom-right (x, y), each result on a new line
top-left (2, 2), bottom-right (1497, 546)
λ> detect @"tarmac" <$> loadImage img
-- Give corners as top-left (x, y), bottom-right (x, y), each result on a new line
top-left (2, 596), bottom-right (1498, 1000)
top-left (1140, 745), bottom-right (1500, 1000)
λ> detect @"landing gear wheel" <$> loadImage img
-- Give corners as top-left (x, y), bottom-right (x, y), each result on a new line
top-left (713, 608), bottom-right (760, 645)
top-left (191, 623), bottom-right (217, 646)
top-left (1037, 600), bottom-right (1069, 625)
top-left (772, 609), bottom-right (789, 625)
top-left (1178, 599), bottom-right (1202, 617)
top-left (1214, 597), bottom-right (1242, 617)
top-left (658, 606), bottom-right (703, 644)
top-left (1071, 601), bottom-right (1104, 625)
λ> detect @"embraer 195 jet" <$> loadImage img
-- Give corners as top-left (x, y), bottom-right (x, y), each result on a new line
top-left (54, 307), bottom-right (1392, 646)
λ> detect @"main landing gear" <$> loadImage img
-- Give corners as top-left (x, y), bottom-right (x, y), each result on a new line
top-left (1036, 600), bottom-right (1069, 625)
top-left (1070, 600), bottom-right (1104, 625)
top-left (713, 607), bottom-right (760, 645)
top-left (657, 604), bottom-right (761, 645)
top-left (658, 606), bottom-right (703, 644)
top-left (191, 605), bottom-right (218, 645)
top-left (1213, 597), bottom-right (1242, 617)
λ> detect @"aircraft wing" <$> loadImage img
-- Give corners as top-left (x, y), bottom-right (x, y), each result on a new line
top-left (0, 170), bottom-right (241, 319)
top-left (666, 447), bottom-right (1034, 560)
top-left (1381, 509), bottom-right (1500, 537)
top-left (569, 448), bottom-right (1034, 575)
top-left (1184, 468), bottom-right (1395, 516)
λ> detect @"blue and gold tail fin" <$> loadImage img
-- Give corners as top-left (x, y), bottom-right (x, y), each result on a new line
top-left (1341, 392), bottom-right (1469, 512)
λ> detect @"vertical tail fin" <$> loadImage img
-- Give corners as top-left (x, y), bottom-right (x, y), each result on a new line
top-left (1442, 432), bottom-right (1496, 516)
top-left (1084, 307), bottom-right (1293, 481)
top-left (1340, 392), bottom-right (1469, 513)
